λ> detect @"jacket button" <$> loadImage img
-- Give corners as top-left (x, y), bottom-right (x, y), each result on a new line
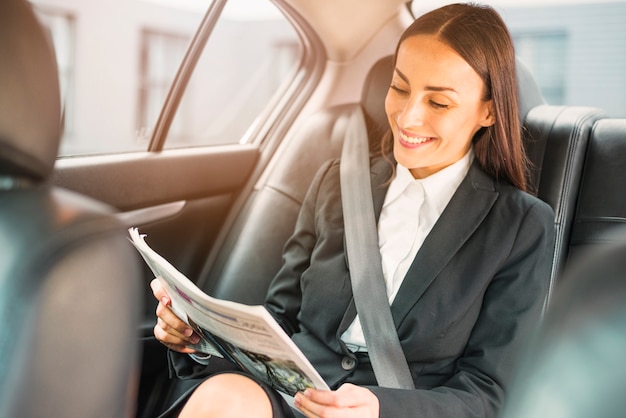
top-left (341, 356), bottom-right (356, 371)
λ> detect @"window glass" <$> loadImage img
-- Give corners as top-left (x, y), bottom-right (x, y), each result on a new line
top-left (137, 30), bottom-right (191, 143)
top-left (411, 0), bottom-right (626, 118)
top-left (35, 7), bottom-right (76, 142)
top-left (164, 0), bottom-right (301, 148)
top-left (31, 0), bottom-right (301, 156)
top-left (514, 32), bottom-right (567, 105)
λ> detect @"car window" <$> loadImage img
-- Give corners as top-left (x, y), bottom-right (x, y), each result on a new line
top-left (411, 0), bottom-right (626, 118)
top-left (163, 0), bottom-right (301, 149)
top-left (31, 0), bottom-right (301, 156)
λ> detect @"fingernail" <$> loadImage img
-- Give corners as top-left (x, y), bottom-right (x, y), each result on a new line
top-left (161, 297), bottom-right (169, 306)
top-left (183, 328), bottom-right (193, 337)
top-left (294, 393), bottom-right (301, 407)
top-left (190, 335), bottom-right (200, 344)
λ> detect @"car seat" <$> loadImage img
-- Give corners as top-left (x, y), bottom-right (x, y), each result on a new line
top-left (522, 105), bottom-right (605, 303)
top-left (500, 236), bottom-right (626, 418)
top-left (501, 118), bottom-right (626, 417)
top-left (0, 0), bottom-right (142, 416)
top-left (568, 118), bottom-right (626, 260)
top-left (200, 55), bottom-right (604, 308)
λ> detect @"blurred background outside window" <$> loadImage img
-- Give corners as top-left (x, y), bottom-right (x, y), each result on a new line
top-left (32, 0), bottom-right (626, 156)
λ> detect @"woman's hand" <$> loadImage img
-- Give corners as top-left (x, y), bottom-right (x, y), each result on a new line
top-left (150, 278), bottom-right (200, 353)
top-left (294, 383), bottom-right (379, 418)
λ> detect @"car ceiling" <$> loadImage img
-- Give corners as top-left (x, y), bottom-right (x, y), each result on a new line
top-left (282, 0), bottom-right (410, 61)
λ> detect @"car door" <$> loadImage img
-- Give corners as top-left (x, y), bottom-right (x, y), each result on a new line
top-left (35, 0), bottom-right (321, 406)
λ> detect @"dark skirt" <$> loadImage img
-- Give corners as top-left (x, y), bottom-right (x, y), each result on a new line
top-left (157, 354), bottom-right (303, 418)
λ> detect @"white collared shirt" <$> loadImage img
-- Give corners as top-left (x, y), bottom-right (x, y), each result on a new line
top-left (341, 149), bottom-right (474, 351)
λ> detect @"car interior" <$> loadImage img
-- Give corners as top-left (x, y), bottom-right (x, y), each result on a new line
top-left (1, 0), bottom-right (625, 416)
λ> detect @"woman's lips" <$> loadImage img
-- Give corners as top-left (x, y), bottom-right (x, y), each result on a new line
top-left (398, 129), bottom-right (435, 148)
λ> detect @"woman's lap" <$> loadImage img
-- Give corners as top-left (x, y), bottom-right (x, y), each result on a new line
top-left (157, 370), bottom-right (298, 418)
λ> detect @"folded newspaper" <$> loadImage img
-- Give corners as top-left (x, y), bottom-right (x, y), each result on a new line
top-left (128, 228), bottom-right (329, 396)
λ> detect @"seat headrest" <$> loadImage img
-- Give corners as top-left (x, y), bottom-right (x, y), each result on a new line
top-left (0, 0), bottom-right (62, 182)
top-left (360, 56), bottom-right (394, 153)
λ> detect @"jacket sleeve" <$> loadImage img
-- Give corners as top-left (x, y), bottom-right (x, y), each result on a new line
top-left (369, 199), bottom-right (555, 418)
top-left (264, 159), bottom-right (337, 336)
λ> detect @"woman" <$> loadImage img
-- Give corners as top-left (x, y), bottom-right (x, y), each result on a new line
top-left (152, 3), bottom-right (555, 417)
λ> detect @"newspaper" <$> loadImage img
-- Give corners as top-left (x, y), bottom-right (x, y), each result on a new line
top-left (128, 228), bottom-right (329, 396)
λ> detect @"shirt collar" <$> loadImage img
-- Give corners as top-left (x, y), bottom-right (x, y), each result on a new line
top-left (385, 148), bottom-right (474, 214)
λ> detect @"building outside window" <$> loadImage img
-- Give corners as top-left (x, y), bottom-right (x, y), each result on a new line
top-left (137, 30), bottom-right (191, 144)
top-left (513, 32), bottom-right (567, 106)
top-left (33, 7), bottom-right (76, 147)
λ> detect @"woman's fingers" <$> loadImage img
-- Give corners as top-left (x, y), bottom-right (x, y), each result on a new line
top-left (153, 320), bottom-right (197, 353)
top-left (294, 384), bottom-right (379, 418)
top-left (151, 277), bottom-right (199, 353)
top-left (150, 277), bottom-right (168, 301)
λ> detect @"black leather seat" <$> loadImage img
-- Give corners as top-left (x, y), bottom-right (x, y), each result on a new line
top-left (500, 118), bottom-right (626, 418)
top-left (568, 118), bottom-right (626, 261)
top-left (201, 56), bottom-right (604, 310)
top-left (0, 1), bottom-right (142, 416)
top-left (200, 55), bottom-right (550, 302)
top-left (522, 105), bottom-right (605, 304)
top-left (201, 57), bottom-right (398, 303)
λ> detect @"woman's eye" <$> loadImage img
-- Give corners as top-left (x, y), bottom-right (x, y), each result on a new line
top-left (429, 100), bottom-right (449, 109)
top-left (390, 84), bottom-right (408, 95)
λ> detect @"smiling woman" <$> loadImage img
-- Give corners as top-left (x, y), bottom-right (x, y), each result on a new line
top-left (384, 4), bottom-right (526, 190)
top-left (385, 35), bottom-right (496, 179)
top-left (150, 4), bottom-right (555, 418)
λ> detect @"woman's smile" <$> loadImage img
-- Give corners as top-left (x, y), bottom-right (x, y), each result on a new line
top-left (398, 128), bottom-right (436, 148)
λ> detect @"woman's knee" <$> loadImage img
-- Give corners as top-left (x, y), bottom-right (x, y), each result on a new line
top-left (179, 373), bottom-right (273, 418)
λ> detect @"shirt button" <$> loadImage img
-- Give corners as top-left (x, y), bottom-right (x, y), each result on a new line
top-left (341, 356), bottom-right (356, 371)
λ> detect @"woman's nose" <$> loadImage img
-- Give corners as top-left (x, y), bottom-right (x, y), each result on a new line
top-left (398, 99), bottom-right (425, 127)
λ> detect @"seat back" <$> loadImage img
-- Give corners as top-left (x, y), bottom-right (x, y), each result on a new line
top-left (568, 118), bottom-right (626, 261)
top-left (500, 237), bottom-right (626, 418)
top-left (0, 1), bottom-right (142, 416)
top-left (202, 56), bottom-right (396, 303)
top-left (522, 105), bottom-right (605, 303)
top-left (201, 55), bottom-right (548, 304)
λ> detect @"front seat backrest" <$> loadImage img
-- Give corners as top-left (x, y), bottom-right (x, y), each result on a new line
top-left (0, 1), bottom-right (142, 416)
top-left (500, 237), bottom-right (626, 418)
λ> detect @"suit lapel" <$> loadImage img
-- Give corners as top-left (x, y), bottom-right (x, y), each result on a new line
top-left (390, 162), bottom-right (499, 325)
top-left (370, 156), bottom-right (393, 221)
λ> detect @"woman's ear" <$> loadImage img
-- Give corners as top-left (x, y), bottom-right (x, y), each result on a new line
top-left (481, 101), bottom-right (496, 127)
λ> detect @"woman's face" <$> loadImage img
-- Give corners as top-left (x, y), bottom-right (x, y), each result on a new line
top-left (385, 34), bottom-right (495, 179)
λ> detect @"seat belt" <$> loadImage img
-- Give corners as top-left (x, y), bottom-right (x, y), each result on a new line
top-left (339, 106), bottom-right (414, 389)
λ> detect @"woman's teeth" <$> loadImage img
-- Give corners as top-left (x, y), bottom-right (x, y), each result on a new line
top-left (400, 131), bottom-right (432, 144)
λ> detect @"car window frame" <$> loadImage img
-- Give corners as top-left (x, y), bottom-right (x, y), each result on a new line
top-left (148, 0), bottom-right (326, 156)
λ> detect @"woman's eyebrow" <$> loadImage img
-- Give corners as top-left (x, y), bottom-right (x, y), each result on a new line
top-left (394, 68), bottom-right (410, 85)
top-left (394, 68), bottom-right (459, 95)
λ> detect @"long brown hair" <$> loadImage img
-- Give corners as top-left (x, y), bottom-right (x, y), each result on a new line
top-left (382, 3), bottom-right (528, 191)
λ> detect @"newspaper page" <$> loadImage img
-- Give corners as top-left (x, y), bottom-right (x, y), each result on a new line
top-left (128, 228), bottom-right (329, 395)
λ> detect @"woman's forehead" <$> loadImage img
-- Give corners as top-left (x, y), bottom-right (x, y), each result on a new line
top-left (395, 35), bottom-right (484, 93)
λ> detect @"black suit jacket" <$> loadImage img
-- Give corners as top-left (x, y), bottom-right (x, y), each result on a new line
top-left (265, 156), bottom-right (555, 417)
